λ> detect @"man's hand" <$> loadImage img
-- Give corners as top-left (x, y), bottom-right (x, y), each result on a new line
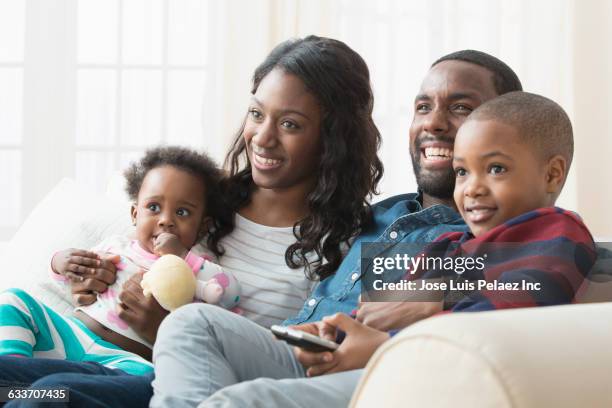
top-left (355, 300), bottom-right (443, 332)
top-left (117, 271), bottom-right (169, 344)
top-left (304, 313), bottom-right (389, 377)
top-left (290, 321), bottom-right (338, 370)
top-left (53, 250), bottom-right (120, 306)
top-left (153, 232), bottom-right (188, 258)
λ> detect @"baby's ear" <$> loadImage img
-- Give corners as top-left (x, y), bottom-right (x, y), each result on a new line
top-left (198, 216), bottom-right (213, 239)
top-left (130, 203), bottom-right (138, 226)
top-left (545, 155), bottom-right (568, 194)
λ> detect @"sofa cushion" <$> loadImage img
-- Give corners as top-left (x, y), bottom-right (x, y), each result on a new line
top-left (0, 178), bottom-right (132, 315)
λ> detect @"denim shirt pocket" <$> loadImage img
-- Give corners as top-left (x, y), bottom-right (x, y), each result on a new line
top-left (283, 305), bottom-right (316, 326)
top-left (331, 261), bottom-right (361, 300)
top-left (339, 237), bottom-right (405, 302)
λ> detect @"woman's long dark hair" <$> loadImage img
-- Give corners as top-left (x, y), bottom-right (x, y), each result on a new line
top-left (217, 35), bottom-right (383, 280)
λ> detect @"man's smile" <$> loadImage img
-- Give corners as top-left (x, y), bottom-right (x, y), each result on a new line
top-left (418, 140), bottom-right (454, 170)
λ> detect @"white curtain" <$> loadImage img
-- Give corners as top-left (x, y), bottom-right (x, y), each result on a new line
top-left (192, 0), bottom-right (612, 237)
top-left (0, 0), bottom-right (610, 241)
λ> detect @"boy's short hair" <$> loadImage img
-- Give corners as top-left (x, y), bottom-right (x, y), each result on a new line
top-left (124, 145), bottom-right (221, 202)
top-left (432, 49), bottom-right (523, 95)
top-left (467, 91), bottom-right (574, 168)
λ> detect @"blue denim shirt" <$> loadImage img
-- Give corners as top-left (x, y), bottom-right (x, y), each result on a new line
top-left (283, 193), bottom-right (468, 325)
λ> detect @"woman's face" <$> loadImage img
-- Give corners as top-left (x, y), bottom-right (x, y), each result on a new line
top-left (244, 68), bottom-right (323, 192)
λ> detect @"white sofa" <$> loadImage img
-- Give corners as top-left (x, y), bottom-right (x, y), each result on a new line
top-left (350, 249), bottom-right (612, 407)
top-left (0, 178), bottom-right (133, 316)
top-left (350, 300), bottom-right (612, 408)
top-left (2, 179), bottom-right (611, 407)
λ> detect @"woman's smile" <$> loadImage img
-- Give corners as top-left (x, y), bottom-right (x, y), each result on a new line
top-left (250, 145), bottom-right (284, 170)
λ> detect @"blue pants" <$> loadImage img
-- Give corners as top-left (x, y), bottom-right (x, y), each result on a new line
top-left (0, 356), bottom-right (153, 407)
top-left (0, 288), bottom-right (152, 376)
top-left (151, 303), bottom-right (357, 408)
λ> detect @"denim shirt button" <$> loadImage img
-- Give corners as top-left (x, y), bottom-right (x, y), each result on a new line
top-left (351, 273), bottom-right (359, 281)
top-left (389, 230), bottom-right (398, 239)
top-left (307, 298), bottom-right (317, 307)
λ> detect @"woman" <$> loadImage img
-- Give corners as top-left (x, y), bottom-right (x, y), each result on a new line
top-left (212, 34), bottom-right (383, 327)
top-left (0, 35), bottom-right (382, 407)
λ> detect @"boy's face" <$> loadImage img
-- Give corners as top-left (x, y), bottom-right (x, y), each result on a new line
top-left (453, 119), bottom-right (552, 237)
top-left (131, 165), bottom-right (206, 253)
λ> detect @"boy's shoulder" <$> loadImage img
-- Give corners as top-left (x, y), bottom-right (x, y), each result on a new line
top-left (505, 207), bottom-right (584, 227)
top-left (501, 207), bottom-right (593, 243)
top-left (480, 207), bottom-right (593, 246)
top-left (436, 207), bottom-right (594, 245)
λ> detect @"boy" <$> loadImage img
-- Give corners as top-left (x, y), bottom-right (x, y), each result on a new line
top-left (296, 91), bottom-right (597, 377)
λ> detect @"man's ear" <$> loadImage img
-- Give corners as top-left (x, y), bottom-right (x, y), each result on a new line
top-left (545, 155), bottom-right (568, 194)
top-left (130, 203), bottom-right (137, 226)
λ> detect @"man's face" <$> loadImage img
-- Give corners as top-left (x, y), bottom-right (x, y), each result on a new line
top-left (409, 60), bottom-right (499, 199)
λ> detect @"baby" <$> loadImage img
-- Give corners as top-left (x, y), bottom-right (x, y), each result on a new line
top-left (295, 92), bottom-right (597, 378)
top-left (0, 146), bottom-right (239, 375)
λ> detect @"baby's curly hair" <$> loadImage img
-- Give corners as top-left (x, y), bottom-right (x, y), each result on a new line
top-left (124, 146), bottom-right (234, 256)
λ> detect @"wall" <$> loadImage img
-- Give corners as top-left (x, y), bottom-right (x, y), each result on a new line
top-left (572, 0), bottom-right (612, 238)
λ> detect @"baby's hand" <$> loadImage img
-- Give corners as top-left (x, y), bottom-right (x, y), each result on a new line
top-left (52, 248), bottom-right (101, 280)
top-left (153, 233), bottom-right (188, 258)
top-left (53, 249), bottom-right (119, 306)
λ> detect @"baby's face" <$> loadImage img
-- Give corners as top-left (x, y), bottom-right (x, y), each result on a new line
top-left (452, 119), bottom-right (551, 237)
top-left (131, 165), bottom-right (206, 253)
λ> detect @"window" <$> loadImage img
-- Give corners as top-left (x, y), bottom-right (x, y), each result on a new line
top-left (75, 0), bottom-right (212, 190)
top-left (2, 0), bottom-right (216, 241)
top-left (0, 0), bottom-right (580, 240)
top-left (0, 0), bottom-right (25, 239)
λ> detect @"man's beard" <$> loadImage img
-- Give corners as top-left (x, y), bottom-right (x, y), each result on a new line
top-left (410, 135), bottom-right (455, 199)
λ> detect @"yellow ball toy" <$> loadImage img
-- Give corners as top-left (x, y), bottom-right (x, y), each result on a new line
top-left (141, 254), bottom-right (196, 311)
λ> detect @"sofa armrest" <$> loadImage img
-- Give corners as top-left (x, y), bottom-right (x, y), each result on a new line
top-left (350, 302), bottom-right (612, 408)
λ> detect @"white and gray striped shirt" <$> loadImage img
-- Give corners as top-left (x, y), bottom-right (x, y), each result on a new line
top-left (218, 214), bottom-right (315, 328)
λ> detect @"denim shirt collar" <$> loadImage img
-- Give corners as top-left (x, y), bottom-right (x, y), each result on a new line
top-left (282, 191), bottom-right (466, 326)
top-left (397, 190), bottom-right (463, 226)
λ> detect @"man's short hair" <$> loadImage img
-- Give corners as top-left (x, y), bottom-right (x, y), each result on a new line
top-left (432, 50), bottom-right (523, 95)
top-left (468, 91), bottom-right (574, 168)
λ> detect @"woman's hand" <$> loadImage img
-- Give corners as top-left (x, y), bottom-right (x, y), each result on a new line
top-left (301, 313), bottom-right (390, 377)
top-left (290, 321), bottom-right (338, 369)
top-left (53, 249), bottom-right (120, 306)
top-left (153, 232), bottom-right (188, 258)
top-left (117, 271), bottom-right (169, 344)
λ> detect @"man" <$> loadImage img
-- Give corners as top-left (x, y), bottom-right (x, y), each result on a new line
top-left (0, 50), bottom-right (522, 407)
top-left (354, 50), bottom-right (522, 331)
